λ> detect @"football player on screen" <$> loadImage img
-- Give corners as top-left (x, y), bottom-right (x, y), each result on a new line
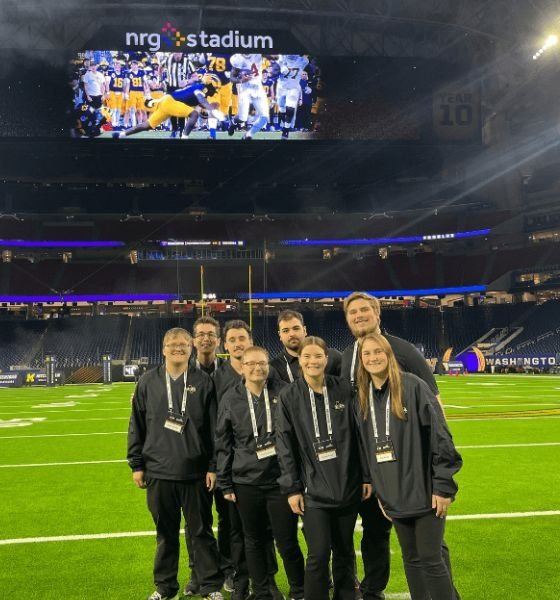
top-left (125, 60), bottom-right (148, 128)
top-left (113, 73), bottom-right (224, 139)
top-left (275, 54), bottom-right (309, 139)
top-left (228, 53), bottom-right (269, 140)
top-left (204, 52), bottom-right (235, 138)
top-left (105, 60), bottom-right (126, 129)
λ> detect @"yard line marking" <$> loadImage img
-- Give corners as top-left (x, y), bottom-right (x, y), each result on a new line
top-left (3, 442), bottom-right (552, 467)
top-left (457, 442), bottom-right (560, 449)
top-left (0, 408), bottom-right (131, 415)
top-left (0, 459), bottom-right (127, 468)
top-left (445, 405), bottom-right (472, 409)
top-left (2, 511), bottom-right (558, 546)
top-left (449, 415), bottom-right (560, 422)
top-left (447, 511), bottom-right (560, 521)
top-left (0, 431), bottom-right (126, 440)
top-left (455, 403), bottom-right (560, 408)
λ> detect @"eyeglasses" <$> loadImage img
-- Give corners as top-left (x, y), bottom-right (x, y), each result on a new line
top-left (195, 332), bottom-right (218, 339)
top-left (242, 361), bottom-right (268, 368)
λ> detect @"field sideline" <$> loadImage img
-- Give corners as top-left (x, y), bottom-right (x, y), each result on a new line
top-left (1, 374), bottom-right (559, 599)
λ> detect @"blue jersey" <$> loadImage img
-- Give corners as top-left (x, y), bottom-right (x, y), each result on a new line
top-left (170, 82), bottom-right (209, 106)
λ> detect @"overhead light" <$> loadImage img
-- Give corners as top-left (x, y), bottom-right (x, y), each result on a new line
top-left (2, 250), bottom-right (12, 263)
top-left (62, 252), bottom-right (72, 263)
top-left (129, 250), bottom-right (138, 264)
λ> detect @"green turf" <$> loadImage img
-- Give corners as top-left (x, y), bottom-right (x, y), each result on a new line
top-left (100, 129), bottom-right (314, 140)
top-left (1, 375), bottom-right (559, 599)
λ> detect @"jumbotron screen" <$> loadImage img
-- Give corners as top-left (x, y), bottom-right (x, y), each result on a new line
top-left (1, 50), bottom-right (480, 142)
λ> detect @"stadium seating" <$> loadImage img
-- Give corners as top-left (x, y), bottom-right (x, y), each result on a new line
top-left (1, 301), bottom-right (558, 372)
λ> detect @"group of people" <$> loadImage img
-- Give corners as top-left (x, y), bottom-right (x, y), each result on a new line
top-left (127, 292), bottom-right (463, 600)
top-left (72, 51), bottom-right (322, 140)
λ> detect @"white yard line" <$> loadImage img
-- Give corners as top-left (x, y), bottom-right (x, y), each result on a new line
top-left (456, 442), bottom-right (560, 449)
top-left (1, 511), bottom-right (558, 546)
top-left (0, 459), bottom-right (127, 468)
top-left (0, 431), bottom-right (127, 440)
top-left (0, 408), bottom-right (130, 414)
top-left (450, 415), bottom-right (560, 422)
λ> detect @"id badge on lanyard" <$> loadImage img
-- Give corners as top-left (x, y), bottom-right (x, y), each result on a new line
top-left (164, 413), bottom-right (186, 433)
top-left (164, 371), bottom-right (188, 434)
top-left (369, 383), bottom-right (396, 463)
top-left (309, 385), bottom-right (337, 462)
top-left (247, 387), bottom-right (277, 460)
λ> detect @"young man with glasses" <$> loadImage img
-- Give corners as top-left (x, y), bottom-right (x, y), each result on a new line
top-left (127, 327), bottom-right (224, 600)
top-left (216, 346), bottom-right (305, 600)
top-left (214, 320), bottom-right (283, 600)
top-left (186, 316), bottom-right (234, 596)
top-left (192, 316), bottom-right (225, 375)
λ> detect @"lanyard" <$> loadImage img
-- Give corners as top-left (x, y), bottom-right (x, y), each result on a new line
top-left (284, 355), bottom-right (295, 383)
top-left (368, 382), bottom-right (391, 440)
top-left (246, 386), bottom-right (272, 438)
top-left (308, 384), bottom-right (332, 439)
top-left (350, 340), bottom-right (359, 386)
top-left (165, 370), bottom-right (188, 416)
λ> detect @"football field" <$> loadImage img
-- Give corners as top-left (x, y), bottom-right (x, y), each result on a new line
top-left (100, 129), bottom-right (314, 140)
top-left (1, 375), bottom-right (559, 599)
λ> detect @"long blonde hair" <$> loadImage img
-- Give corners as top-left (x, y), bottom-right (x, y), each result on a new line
top-left (357, 333), bottom-right (406, 421)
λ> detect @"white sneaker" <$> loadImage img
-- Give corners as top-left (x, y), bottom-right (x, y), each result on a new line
top-left (181, 132), bottom-right (190, 139)
top-left (204, 592), bottom-right (224, 600)
top-left (148, 591), bottom-right (178, 600)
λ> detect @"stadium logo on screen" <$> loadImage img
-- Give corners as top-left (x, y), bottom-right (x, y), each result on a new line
top-left (125, 22), bottom-right (274, 52)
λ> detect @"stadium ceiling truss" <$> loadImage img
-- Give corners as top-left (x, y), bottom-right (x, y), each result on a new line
top-left (0, 0), bottom-right (554, 62)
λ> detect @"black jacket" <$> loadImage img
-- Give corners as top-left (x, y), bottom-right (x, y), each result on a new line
top-left (270, 348), bottom-right (342, 384)
top-left (127, 365), bottom-right (217, 481)
top-left (275, 375), bottom-right (367, 509)
top-left (341, 334), bottom-right (439, 396)
top-left (216, 378), bottom-right (287, 494)
top-left (354, 372), bottom-right (462, 519)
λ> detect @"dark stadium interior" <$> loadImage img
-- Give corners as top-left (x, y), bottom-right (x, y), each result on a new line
top-left (0, 0), bottom-right (560, 377)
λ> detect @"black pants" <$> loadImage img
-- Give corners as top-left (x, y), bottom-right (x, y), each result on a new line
top-left (358, 499), bottom-right (460, 600)
top-left (235, 484), bottom-right (305, 600)
top-left (392, 512), bottom-right (456, 600)
top-left (302, 502), bottom-right (358, 600)
top-left (146, 478), bottom-right (223, 597)
top-left (358, 497), bottom-right (392, 598)
top-left (228, 494), bottom-right (279, 592)
top-left (187, 489), bottom-right (234, 585)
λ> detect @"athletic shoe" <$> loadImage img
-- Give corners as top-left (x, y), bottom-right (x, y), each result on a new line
top-left (147, 591), bottom-right (178, 600)
top-left (242, 134), bottom-right (253, 141)
top-left (183, 579), bottom-right (200, 596)
top-left (204, 592), bottom-right (225, 600)
top-left (227, 121), bottom-right (236, 136)
top-left (181, 132), bottom-right (190, 139)
top-left (111, 131), bottom-right (125, 139)
top-left (169, 130), bottom-right (178, 138)
top-left (223, 576), bottom-right (235, 593)
top-left (281, 130), bottom-right (289, 140)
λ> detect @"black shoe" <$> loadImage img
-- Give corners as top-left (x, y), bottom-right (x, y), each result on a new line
top-left (227, 121), bottom-right (236, 136)
top-left (269, 580), bottom-right (284, 600)
top-left (232, 588), bottom-right (250, 600)
top-left (183, 580), bottom-right (200, 597)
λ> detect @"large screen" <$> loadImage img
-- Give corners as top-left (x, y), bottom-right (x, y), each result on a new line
top-left (0, 49), bottom-right (481, 143)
